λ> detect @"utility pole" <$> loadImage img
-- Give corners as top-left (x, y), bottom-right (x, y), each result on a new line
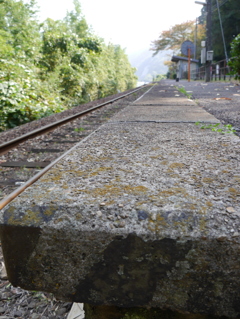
top-left (205, 0), bottom-right (212, 82)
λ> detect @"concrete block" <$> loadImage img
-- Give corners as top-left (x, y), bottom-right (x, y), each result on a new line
top-left (0, 83), bottom-right (240, 318)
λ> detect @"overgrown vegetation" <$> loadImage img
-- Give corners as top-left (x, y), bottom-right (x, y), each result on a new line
top-left (175, 86), bottom-right (192, 99)
top-left (0, 0), bottom-right (137, 131)
top-left (203, 0), bottom-right (240, 61)
top-left (150, 20), bottom-right (205, 57)
top-left (228, 34), bottom-right (240, 79)
top-left (195, 122), bottom-right (236, 134)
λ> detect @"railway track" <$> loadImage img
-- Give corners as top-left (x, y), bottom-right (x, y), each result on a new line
top-left (0, 84), bottom-right (150, 208)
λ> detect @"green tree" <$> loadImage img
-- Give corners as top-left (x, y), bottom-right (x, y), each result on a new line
top-left (198, 0), bottom-right (240, 61)
top-left (212, 0), bottom-right (240, 60)
top-left (228, 34), bottom-right (240, 79)
top-left (0, 0), bottom-right (64, 130)
top-left (0, 0), bottom-right (137, 131)
top-left (150, 20), bottom-right (205, 57)
top-left (64, 0), bottom-right (88, 38)
top-left (0, 0), bottom-right (41, 58)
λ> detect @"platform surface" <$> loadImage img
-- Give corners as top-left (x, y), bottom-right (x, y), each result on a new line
top-left (1, 81), bottom-right (240, 318)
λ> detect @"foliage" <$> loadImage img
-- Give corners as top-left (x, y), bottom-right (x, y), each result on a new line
top-left (228, 34), bottom-right (240, 79)
top-left (213, 0), bottom-right (240, 60)
top-left (198, 0), bottom-right (240, 61)
top-left (164, 60), bottom-right (177, 79)
top-left (195, 122), bottom-right (236, 134)
top-left (150, 20), bottom-right (205, 56)
top-left (150, 20), bottom-right (205, 78)
top-left (153, 74), bottom-right (166, 81)
top-left (0, 58), bottom-right (64, 130)
top-left (176, 86), bottom-right (192, 99)
top-left (0, 0), bottom-right (137, 131)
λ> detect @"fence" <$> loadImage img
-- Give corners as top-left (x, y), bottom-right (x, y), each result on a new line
top-left (190, 59), bottom-right (234, 81)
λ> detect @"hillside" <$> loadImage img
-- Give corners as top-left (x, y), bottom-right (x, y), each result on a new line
top-left (128, 49), bottom-right (171, 82)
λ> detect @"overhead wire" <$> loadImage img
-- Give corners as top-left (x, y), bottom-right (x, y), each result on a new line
top-left (215, 0), bottom-right (229, 61)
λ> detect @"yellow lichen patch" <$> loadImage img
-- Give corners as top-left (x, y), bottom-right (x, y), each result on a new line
top-left (135, 201), bottom-right (149, 207)
top-left (54, 217), bottom-right (64, 224)
top-left (229, 187), bottom-right (238, 194)
top-left (75, 170), bottom-right (87, 177)
top-left (80, 155), bottom-right (96, 163)
top-left (160, 160), bottom-right (168, 165)
top-left (95, 156), bottom-right (114, 162)
top-left (119, 168), bottom-right (133, 173)
top-left (5, 205), bottom-right (57, 226)
top-left (158, 187), bottom-right (187, 197)
top-left (206, 155), bottom-right (214, 159)
top-left (134, 186), bottom-right (149, 192)
top-left (192, 171), bottom-right (201, 176)
top-left (150, 155), bottom-right (163, 159)
top-left (228, 188), bottom-right (240, 199)
top-left (43, 206), bottom-right (56, 216)
top-left (169, 163), bottom-right (185, 169)
top-left (16, 209), bottom-right (42, 226)
top-left (149, 195), bottom-right (160, 202)
top-left (88, 166), bottom-right (113, 177)
top-left (222, 170), bottom-right (230, 174)
top-left (182, 203), bottom-right (198, 210)
top-left (199, 216), bottom-right (207, 232)
top-left (75, 213), bottom-right (83, 220)
top-left (168, 173), bottom-right (180, 178)
top-left (148, 214), bottom-right (167, 234)
top-left (220, 158), bottom-right (230, 162)
top-left (202, 177), bottom-right (215, 183)
top-left (205, 201), bottom-right (213, 207)
top-left (156, 214), bottom-right (167, 225)
top-left (104, 200), bottom-right (115, 206)
top-left (85, 184), bottom-right (149, 197)
top-left (169, 152), bottom-right (179, 156)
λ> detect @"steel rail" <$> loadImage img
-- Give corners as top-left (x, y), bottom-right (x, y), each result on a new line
top-left (0, 85), bottom-right (148, 155)
top-left (0, 133), bottom-right (91, 210)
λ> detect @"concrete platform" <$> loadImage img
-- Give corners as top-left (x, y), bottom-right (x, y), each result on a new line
top-left (1, 82), bottom-right (240, 318)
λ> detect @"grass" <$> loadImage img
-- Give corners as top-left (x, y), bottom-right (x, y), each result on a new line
top-left (74, 127), bottom-right (85, 132)
top-left (175, 86), bottom-right (192, 99)
top-left (195, 122), bottom-right (236, 134)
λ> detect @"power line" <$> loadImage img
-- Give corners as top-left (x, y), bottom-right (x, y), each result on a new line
top-left (216, 0), bottom-right (229, 61)
top-left (212, 0), bottom-right (230, 11)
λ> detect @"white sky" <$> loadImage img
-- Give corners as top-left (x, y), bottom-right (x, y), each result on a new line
top-left (36, 0), bottom-right (202, 55)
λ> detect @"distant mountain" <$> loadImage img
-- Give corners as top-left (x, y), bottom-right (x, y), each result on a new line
top-left (128, 49), bottom-right (171, 82)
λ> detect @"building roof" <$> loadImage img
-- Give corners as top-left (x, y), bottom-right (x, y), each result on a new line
top-left (171, 55), bottom-right (199, 63)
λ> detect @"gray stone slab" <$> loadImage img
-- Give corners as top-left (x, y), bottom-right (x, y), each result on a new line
top-left (0, 83), bottom-right (240, 317)
top-left (111, 104), bottom-right (219, 123)
top-left (1, 122), bottom-right (240, 317)
top-left (133, 97), bottom-right (194, 105)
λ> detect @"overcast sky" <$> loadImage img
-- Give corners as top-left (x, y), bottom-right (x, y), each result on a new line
top-left (36, 0), bottom-right (203, 54)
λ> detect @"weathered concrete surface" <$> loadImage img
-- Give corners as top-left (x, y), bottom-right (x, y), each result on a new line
top-left (1, 83), bottom-right (240, 318)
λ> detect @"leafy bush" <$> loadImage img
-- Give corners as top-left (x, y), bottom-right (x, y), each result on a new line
top-left (0, 0), bottom-right (137, 131)
top-left (229, 34), bottom-right (240, 79)
top-left (0, 79), bottom-right (64, 131)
